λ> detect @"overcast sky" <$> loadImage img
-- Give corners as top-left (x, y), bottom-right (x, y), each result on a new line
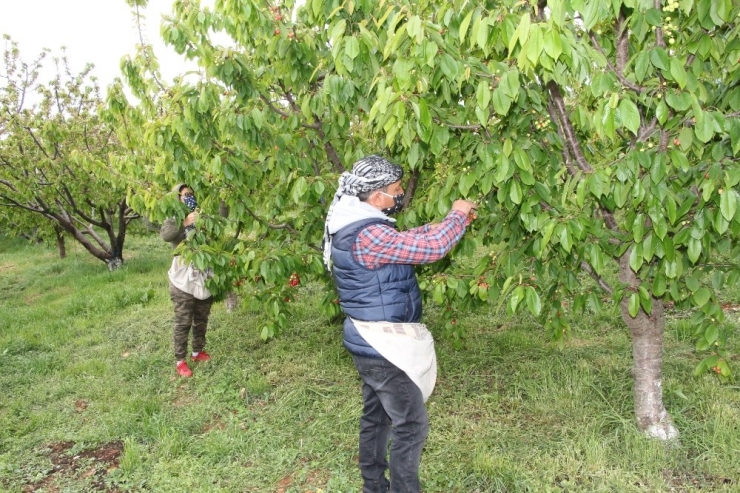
top-left (0, 0), bottom-right (202, 89)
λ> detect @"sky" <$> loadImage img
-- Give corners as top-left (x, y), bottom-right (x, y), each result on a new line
top-left (0, 0), bottom-right (203, 89)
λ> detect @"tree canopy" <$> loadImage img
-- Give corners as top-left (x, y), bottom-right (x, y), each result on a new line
top-left (0, 36), bottom-right (137, 268)
top-left (106, 0), bottom-right (740, 438)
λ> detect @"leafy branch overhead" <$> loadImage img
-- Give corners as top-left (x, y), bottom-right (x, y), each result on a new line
top-left (105, 0), bottom-right (740, 438)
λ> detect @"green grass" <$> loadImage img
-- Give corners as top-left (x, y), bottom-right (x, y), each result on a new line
top-left (0, 233), bottom-right (739, 492)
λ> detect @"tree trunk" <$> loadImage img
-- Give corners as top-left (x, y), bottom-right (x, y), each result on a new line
top-left (619, 251), bottom-right (679, 440)
top-left (219, 200), bottom-right (230, 218)
top-left (54, 225), bottom-right (66, 259)
top-left (225, 291), bottom-right (239, 313)
top-left (105, 257), bottom-right (123, 271)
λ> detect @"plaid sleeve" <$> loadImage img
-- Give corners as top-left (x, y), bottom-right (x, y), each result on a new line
top-left (354, 210), bottom-right (468, 269)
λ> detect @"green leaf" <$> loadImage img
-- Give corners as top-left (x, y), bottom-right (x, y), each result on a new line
top-left (652, 273), bottom-right (667, 297)
top-left (491, 87), bottom-right (512, 116)
top-left (678, 126), bottom-right (694, 151)
top-left (549, 0), bottom-right (565, 25)
top-left (710, 0), bottom-right (732, 25)
top-left (440, 54), bottom-right (458, 80)
top-left (540, 220), bottom-right (556, 256)
top-left (688, 237), bottom-right (702, 263)
top-left (525, 286), bottom-right (541, 316)
top-left (500, 70), bottom-right (521, 99)
top-left (628, 292), bottom-right (640, 317)
top-left (476, 80), bottom-right (491, 110)
top-left (344, 37), bottom-right (360, 59)
top-left (649, 47), bottom-right (669, 70)
top-left (669, 58), bottom-right (687, 89)
top-left (618, 99), bottom-right (640, 135)
top-left (686, 275), bottom-right (701, 292)
top-left (720, 189), bottom-right (737, 221)
top-left (476, 17), bottom-right (489, 50)
top-left (655, 100), bottom-right (668, 125)
top-left (665, 196), bottom-right (677, 224)
top-left (559, 225), bottom-right (572, 253)
top-left (692, 287), bottom-right (711, 307)
top-left (526, 24), bottom-right (544, 64)
top-left (695, 337), bottom-right (711, 352)
top-left (291, 177), bottom-right (308, 204)
top-left (704, 325), bottom-right (719, 345)
top-left (629, 244), bottom-right (644, 272)
top-left (644, 8), bottom-right (662, 25)
top-left (459, 9), bottom-right (475, 42)
top-left (330, 19), bottom-right (347, 44)
top-left (406, 15), bottom-right (423, 44)
top-left (509, 285), bottom-right (525, 313)
top-left (694, 110), bottom-right (715, 143)
top-left (665, 92), bottom-right (692, 111)
top-left (508, 13), bottom-right (531, 54)
top-left (634, 51), bottom-right (651, 82)
top-left (543, 29), bottom-right (563, 61)
top-left (433, 283), bottom-right (445, 304)
top-left (509, 180), bottom-right (523, 204)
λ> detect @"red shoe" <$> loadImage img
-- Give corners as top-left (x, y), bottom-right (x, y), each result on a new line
top-left (191, 351), bottom-right (211, 362)
top-left (176, 361), bottom-right (193, 377)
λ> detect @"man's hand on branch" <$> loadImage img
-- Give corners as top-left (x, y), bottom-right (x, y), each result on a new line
top-left (452, 199), bottom-right (477, 216)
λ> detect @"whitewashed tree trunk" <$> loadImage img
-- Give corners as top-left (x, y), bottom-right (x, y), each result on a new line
top-left (619, 252), bottom-right (679, 440)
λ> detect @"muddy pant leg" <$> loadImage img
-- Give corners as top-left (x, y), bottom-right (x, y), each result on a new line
top-left (170, 282), bottom-right (195, 361)
top-left (191, 296), bottom-right (213, 353)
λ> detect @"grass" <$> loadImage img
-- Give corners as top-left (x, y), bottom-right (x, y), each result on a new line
top-left (0, 232), bottom-right (739, 492)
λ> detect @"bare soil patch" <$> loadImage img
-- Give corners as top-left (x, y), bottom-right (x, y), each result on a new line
top-left (23, 440), bottom-right (124, 492)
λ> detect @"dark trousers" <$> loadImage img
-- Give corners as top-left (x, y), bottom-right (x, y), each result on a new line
top-left (352, 355), bottom-right (429, 493)
top-left (169, 282), bottom-right (213, 361)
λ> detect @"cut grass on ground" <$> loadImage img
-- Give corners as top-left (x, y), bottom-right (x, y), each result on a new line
top-left (0, 234), bottom-right (739, 492)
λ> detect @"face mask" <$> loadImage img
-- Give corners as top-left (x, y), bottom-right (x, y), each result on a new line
top-left (380, 191), bottom-right (405, 215)
top-left (182, 194), bottom-right (197, 212)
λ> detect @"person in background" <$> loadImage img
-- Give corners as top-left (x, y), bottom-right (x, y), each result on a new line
top-left (161, 184), bottom-right (213, 378)
top-left (323, 155), bottom-right (477, 493)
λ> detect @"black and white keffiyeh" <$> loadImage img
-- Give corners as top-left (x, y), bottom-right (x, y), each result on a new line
top-left (323, 155), bottom-right (404, 271)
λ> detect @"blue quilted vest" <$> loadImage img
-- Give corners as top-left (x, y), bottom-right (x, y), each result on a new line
top-left (331, 218), bottom-right (423, 358)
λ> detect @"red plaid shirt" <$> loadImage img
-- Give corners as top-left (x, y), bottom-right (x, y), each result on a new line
top-left (353, 210), bottom-right (469, 269)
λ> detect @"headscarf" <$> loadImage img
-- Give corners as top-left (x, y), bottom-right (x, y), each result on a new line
top-left (322, 155), bottom-right (404, 271)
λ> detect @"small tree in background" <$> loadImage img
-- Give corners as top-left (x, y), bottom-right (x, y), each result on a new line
top-left (0, 36), bottom-right (137, 269)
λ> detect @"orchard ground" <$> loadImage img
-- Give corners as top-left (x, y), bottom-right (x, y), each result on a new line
top-left (0, 231), bottom-right (739, 492)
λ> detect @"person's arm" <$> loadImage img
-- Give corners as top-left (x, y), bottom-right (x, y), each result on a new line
top-left (404, 223), bottom-right (434, 235)
top-left (161, 212), bottom-right (196, 242)
top-left (354, 210), bottom-right (468, 269)
top-left (160, 217), bottom-right (185, 242)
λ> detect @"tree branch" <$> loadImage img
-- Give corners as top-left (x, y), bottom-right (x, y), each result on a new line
top-left (580, 261), bottom-right (613, 295)
top-left (588, 32), bottom-right (645, 94)
top-left (0, 193), bottom-right (45, 213)
top-left (404, 169), bottom-right (421, 206)
top-left (547, 81), bottom-right (593, 173)
top-left (242, 202), bottom-right (298, 234)
top-left (60, 183), bottom-right (106, 228)
top-left (547, 99), bottom-right (578, 177)
top-left (637, 118), bottom-right (658, 143)
top-left (23, 127), bottom-right (51, 159)
top-left (0, 179), bottom-right (18, 192)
